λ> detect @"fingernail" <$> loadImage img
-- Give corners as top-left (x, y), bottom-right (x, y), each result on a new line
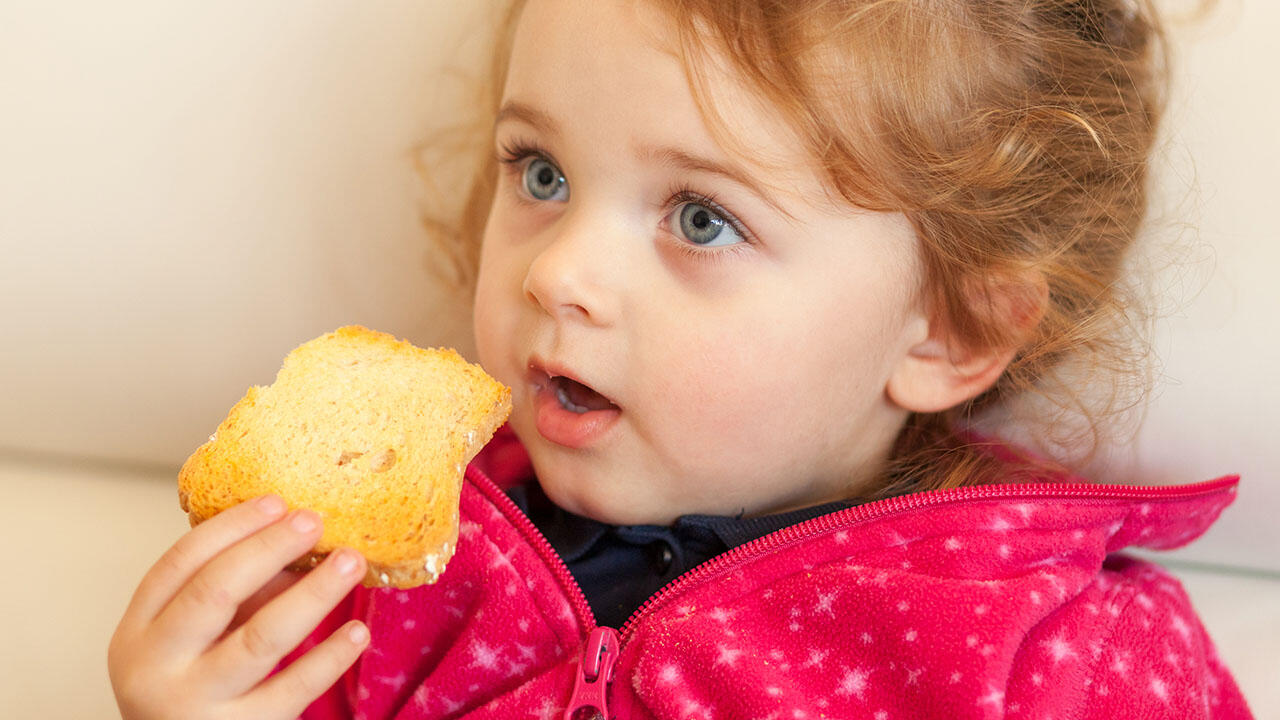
top-left (333, 549), bottom-right (359, 576)
top-left (256, 494), bottom-right (286, 516)
top-left (347, 622), bottom-right (369, 645)
top-left (289, 510), bottom-right (318, 533)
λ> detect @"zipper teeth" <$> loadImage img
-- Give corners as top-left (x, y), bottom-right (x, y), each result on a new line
top-left (465, 465), bottom-right (597, 631)
top-left (617, 475), bottom-right (1238, 641)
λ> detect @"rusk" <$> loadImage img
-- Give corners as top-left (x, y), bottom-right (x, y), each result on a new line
top-left (177, 325), bottom-right (511, 588)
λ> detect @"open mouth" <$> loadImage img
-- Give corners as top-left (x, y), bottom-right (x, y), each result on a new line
top-left (550, 374), bottom-right (619, 414)
top-left (527, 363), bottom-right (622, 448)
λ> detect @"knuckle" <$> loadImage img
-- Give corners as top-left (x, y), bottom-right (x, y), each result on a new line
top-left (185, 572), bottom-right (235, 612)
top-left (250, 522), bottom-right (294, 556)
top-left (156, 541), bottom-right (195, 580)
top-left (249, 526), bottom-right (281, 554)
top-left (281, 662), bottom-right (322, 701)
top-left (302, 571), bottom-right (337, 605)
top-left (114, 670), bottom-right (150, 706)
top-left (109, 660), bottom-right (163, 711)
top-left (106, 628), bottom-right (129, 675)
top-left (106, 646), bottom-right (131, 692)
top-left (238, 621), bottom-right (280, 660)
top-left (280, 636), bottom-right (357, 704)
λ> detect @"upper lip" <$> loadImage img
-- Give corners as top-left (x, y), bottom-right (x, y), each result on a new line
top-left (526, 355), bottom-right (618, 406)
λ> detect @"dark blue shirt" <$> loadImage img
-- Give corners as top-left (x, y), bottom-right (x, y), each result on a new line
top-left (508, 483), bottom-right (854, 628)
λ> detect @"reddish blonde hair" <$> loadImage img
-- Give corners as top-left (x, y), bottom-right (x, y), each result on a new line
top-left (424, 0), bottom-right (1171, 497)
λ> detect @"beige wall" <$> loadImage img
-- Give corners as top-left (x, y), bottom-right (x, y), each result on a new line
top-left (2, 0), bottom-right (492, 467)
top-left (1128, 0), bottom-right (1280, 572)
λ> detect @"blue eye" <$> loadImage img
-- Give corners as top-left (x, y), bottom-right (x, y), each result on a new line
top-left (523, 157), bottom-right (568, 202)
top-left (676, 202), bottom-right (743, 247)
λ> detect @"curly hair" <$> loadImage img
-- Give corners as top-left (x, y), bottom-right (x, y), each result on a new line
top-left (421, 0), bottom-right (1172, 497)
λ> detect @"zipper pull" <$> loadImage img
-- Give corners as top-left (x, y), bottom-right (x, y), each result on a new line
top-left (562, 626), bottom-right (621, 720)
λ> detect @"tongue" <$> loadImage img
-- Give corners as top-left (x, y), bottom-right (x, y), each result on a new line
top-left (556, 376), bottom-right (618, 412)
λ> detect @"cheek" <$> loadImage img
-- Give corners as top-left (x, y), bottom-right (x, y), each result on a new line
top-left (641, 281), bottom-right (911, 456)
top-left (643, 320), bottom-right (826, 454)
top-left (471, 290), bottom-right (499, 374)
top-left (472, 232), bottom-right (519, 377)
top-left (471, 264), bottom-right (498, 360)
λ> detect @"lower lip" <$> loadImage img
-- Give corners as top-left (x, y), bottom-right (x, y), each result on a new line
top-left (532, 383), bottom-right (621, 449)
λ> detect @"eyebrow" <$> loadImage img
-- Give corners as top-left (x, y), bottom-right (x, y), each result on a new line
top-left (637, 145), bottom-right (795, 220)
top-left (495, 101), bottom-right (561, 138)
top-left (495, 100), bottom-right (794, 220)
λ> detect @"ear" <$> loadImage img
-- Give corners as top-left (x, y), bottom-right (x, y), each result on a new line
top-left (887, 275), bottom-right (1047, 414)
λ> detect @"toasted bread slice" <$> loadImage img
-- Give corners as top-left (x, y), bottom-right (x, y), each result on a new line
top-left (177, 325), bottom-right (511, 588)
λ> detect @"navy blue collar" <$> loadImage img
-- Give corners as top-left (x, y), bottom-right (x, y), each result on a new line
top-left (507, 481), bottom-right (855, 627)
top-left (684, 501), bottom-right (856, 548)
top-left (508, 482), bottom-right (853, 563)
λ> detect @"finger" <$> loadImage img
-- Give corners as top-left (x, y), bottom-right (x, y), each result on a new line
top-left (149, 508), bottom-right (325, 659)
top-left (223, 569), bottom-right (306, 638)
top-left (203, 547), bottom-right (366, 694)
top-left (235, 620), bottom-right (370, 720)
top-left (120, 495), bottom-right (289, 632)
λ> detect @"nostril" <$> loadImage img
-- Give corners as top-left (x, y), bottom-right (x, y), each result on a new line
top-left (522, 271), bottom-right (551, 312)
top-left (522, 281), bottom-right (543, 310)
top-left (524, 275), bottom-right (595, 322)
top-left (562, 303), bottom-right (591, 321)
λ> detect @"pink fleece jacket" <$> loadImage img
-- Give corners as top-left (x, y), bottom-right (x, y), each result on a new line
top-left (287, 437), bottom-right (1253, 719)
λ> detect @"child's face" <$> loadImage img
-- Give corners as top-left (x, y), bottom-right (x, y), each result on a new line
top-left (473, 0), bottom-right (931, 525)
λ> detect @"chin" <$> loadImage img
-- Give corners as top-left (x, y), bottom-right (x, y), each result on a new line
top-left (534, 471), bottom-right (662, 526)
top-left (537, 476), bottom-right (615, 522)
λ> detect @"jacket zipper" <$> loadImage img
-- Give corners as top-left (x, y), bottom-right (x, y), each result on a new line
top-left (467, 464), bottom-right (1237, 715)
top-left (465, 466), bottom-right (618, 719)
top-left (562, 626), bottom-right (621, 720)
top-left (616, 475), bottom-right (1238, 642)
top-left (465, 465), bottom-right (597, 630)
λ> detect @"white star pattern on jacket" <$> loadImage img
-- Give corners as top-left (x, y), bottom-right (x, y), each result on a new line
top-left (526, 698), bottom-right (559, 720)
top-left (802, 648), bottom-right (828, 669)
top-left (813, 591), bottom-right (838, 617)
top-left (280, 464), bottom-right (1250, 719)
top-left (1042, 634), bottom-right (1077, 664)
top-left (836, 666), bottom-right (871, 699)
top-left (715, 645), bottom-right (743, 668)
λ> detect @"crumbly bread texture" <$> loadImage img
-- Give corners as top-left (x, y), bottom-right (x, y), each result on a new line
top-left (177, 325), bottom-right (511, 588)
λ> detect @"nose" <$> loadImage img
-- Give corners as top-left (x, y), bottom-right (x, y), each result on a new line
top-left (521, 211), bottom-right (624, 326)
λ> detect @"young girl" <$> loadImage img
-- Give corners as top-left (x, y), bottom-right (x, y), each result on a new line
top-left (109, 0), bottom-right (1254, 718)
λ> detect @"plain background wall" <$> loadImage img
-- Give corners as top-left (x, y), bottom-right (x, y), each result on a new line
top-left (2, 0), bottom-right (492, 470)
top-left (0, 1), bottom-right (1276, 715)
top-left (1124, 0), bottom-right (1279, 572)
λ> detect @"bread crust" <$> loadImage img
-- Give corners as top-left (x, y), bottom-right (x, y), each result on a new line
top-left (177, 326), bottom-right (511, 588)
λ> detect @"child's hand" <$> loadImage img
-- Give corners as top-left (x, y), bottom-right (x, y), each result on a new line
top-left (108, 495), bottom-right (370, 720)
